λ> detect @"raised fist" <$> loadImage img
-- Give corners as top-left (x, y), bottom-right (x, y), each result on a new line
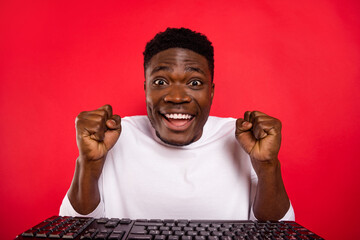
top-left (75, 104), bottom-right (121, 163)
top-left (235, 111), bottom-right (282, 166)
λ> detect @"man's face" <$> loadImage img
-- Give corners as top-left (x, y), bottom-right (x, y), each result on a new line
top-left (145, 48), bottom-right (214, 146)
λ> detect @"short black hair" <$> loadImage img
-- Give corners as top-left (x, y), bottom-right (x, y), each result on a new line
top-left (143, 27), bottom-right (214, 80)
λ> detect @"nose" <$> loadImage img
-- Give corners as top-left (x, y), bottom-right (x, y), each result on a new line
top-left (164, 85), bottom-right (191, 103)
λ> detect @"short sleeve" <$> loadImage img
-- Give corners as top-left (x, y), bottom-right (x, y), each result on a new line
top-left (249, 201), bottom-right (295, 221)
top-left (249, 165), bottom-right (295, 221)
top-left (59, 171), bottom-right (105, 218)
top-left (59, 193), bottom-right (105, 218)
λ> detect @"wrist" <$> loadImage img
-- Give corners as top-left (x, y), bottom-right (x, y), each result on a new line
top-left (252, 158), bottom-right (281, 179)
top-left (76, 156), bottom-right (105, 181)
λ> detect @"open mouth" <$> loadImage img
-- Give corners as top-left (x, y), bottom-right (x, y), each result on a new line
top-left (161, 113), bottom-right (195, 129)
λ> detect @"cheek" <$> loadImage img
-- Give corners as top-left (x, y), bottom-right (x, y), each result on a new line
top-left (195, 91), bottom-right (213, 109)
top-left (145, 91), bottom-right (162, 117)
top-left (145, 88), bottom-right (156, 107)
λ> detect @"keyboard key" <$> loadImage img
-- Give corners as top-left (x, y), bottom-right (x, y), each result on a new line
top-left (164, 219), bottom-right (176, 223)
top-left (120, 218), bottom-right (132, 224)
top-left (108, 233), bottom-right (124, 240)
top-left (35, 230), bottom-right (50, 238)
top-left (95, 232), bottom-right (110, 240)
top-left (208, 236), bottom-right (219, 240)
top-left (97, 218), bottom-right (109, 224)
top-left (148, 230), bottom-right (160, 235)
top-left (233, 237), bottom-right (246, 240)
top-left (132, 226), bottom-right (148, 234)
top-left (63, 232), bottom-right (78, 239)
top-left (194, 237), bottom-right (206, 240)
top-left (168, 236), bottom-right (180, 240)
top-left (154, 235), bottom-right (166, 240)
top-left (223, 231), bottom-right (234, 236)
top-left (108, 232), bottom-right (124, 240)
top-left (159, 226), bottom-right (170, 231)
top-left (174, 231), bottom-right (185, 236)
top-left (150, 219), bottom-right (163, 223)
top-left (105, 221), bottom-right (119, 228)
top-left (207, 227), bottom-right (217, 232)
top-left (21, 229), bottom-right (38, 237)
top-left (178, 220), bottom-right (189, 224)
top-left (161, 230), bottom-right (172, 235)
top-left (128, 234), bottom-right (153, 240)
top-left (48, 230), bottom-right (65, 238)
top-left (135, 222), bottom-right (164, 227)
top-left (199, 231), bottom-right (210, 236)
top-left (189, 223), bottom-right (199, 227)
top-left (211, 231), bottom-right (223, 236)
top-left (147, 226), bottom-right (159, 230)
top-left (186, 231), bottom-right (198, 236)
top-left (137, 219), bottom-right (149, 222)
top-left (172, 227), bottom-right (182, 231)
top-left (181, 236), bottom-right (192, 240)
top-left (220, 237), bottom-right (232, 240)
top-left (199, 223), bottom-right (210, 228)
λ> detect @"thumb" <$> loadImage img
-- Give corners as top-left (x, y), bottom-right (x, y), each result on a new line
top-left (104, 115), bottom-right (122, 151)
top-left (235, 118), bottom-right (252, 136)
top-left (106, 114), bottom-right (121, 130)
top-left (235, 118), bottom-right (256, 154)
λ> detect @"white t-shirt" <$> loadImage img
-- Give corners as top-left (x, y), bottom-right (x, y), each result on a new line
top-left (60, 116), bottom-right (294, 220)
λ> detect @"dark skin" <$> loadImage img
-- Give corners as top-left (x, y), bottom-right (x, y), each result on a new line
top-left (68, 48), bottom-right (290, 220)
top-left (144, 48), bottom-right (214, 146)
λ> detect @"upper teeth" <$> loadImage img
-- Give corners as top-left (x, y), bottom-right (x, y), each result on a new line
top-left (165, 113), bottom-right (192, 119)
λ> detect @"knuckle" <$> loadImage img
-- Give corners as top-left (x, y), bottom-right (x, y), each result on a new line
top-left (98, 109), bottom-right (108, 117)
top-left (104, 104), bottom-right (112, 110)
top-left (77, 111), bottom-right (88, 119)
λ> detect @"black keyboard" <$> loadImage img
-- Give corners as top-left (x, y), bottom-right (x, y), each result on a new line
top-left (15, 216), bottom-right (323, 240)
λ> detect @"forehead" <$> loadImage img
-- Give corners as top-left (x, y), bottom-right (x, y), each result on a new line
top-left (146, 48), bottom-right (210, 73)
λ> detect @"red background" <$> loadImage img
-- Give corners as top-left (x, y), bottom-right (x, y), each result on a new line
top-left (1, 0), bottom-right (359, 239)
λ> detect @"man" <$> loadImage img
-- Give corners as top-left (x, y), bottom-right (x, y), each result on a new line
top-left (60, 28), bottom-right (294, 221)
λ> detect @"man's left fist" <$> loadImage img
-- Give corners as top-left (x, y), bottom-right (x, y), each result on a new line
top-left (235, 111), bottom-right (282, 164)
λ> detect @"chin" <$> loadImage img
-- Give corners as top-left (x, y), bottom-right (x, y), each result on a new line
top-left (156, 131), bottom-right (196, 146)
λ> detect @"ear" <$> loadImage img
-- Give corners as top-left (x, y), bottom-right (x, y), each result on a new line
top-left (211, 82), bottom-right (215, 100)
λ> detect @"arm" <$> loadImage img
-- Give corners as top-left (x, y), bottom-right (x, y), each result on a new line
top-left (236, 111), bottom-right (290, 221)
top-left (67, 104), bottom-right (121, 215)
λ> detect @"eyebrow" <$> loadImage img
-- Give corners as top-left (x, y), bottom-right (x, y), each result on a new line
top-left (150, 66), bottom-right (173, 75)
top-left (185, 66), bottom-right (205, 75)
top-left (150, 65), bottom-right (206, 76)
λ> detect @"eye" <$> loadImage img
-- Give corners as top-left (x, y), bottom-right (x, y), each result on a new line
top-left (153, 79), bottom-right (168, 86)
top-left (188, 80), bottom-right (202, 87)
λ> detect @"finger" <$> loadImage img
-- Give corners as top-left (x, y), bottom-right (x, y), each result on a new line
top-left (235, 118), bottom-right (252, 135)
top-left (106, 114), bottom-right (121, 130)
top-left (252, 121), bottom-right (269, 139)
top-left (235, 118), bottom-right (257, 154)
top-left (97, 104), bottom-right (113, 120)
top-left (84, 121), bottom-right (107, 141)
top-left (104, 115), bottom-right (122, 150)
top-left (248, 111), bottom-right (267, 123)
top-left (251, 116), bottom-right (281, 137)
top-left (76, 113), bottom-right (107, 140)
top-left (244, 111), bottom-right (252, 122)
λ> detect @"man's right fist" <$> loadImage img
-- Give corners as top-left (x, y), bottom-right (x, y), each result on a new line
top-left (75, 104), bottom-right (121, 163)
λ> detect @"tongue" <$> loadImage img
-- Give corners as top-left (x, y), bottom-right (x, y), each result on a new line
top-left (167, 118), bottom-right (190, 127)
